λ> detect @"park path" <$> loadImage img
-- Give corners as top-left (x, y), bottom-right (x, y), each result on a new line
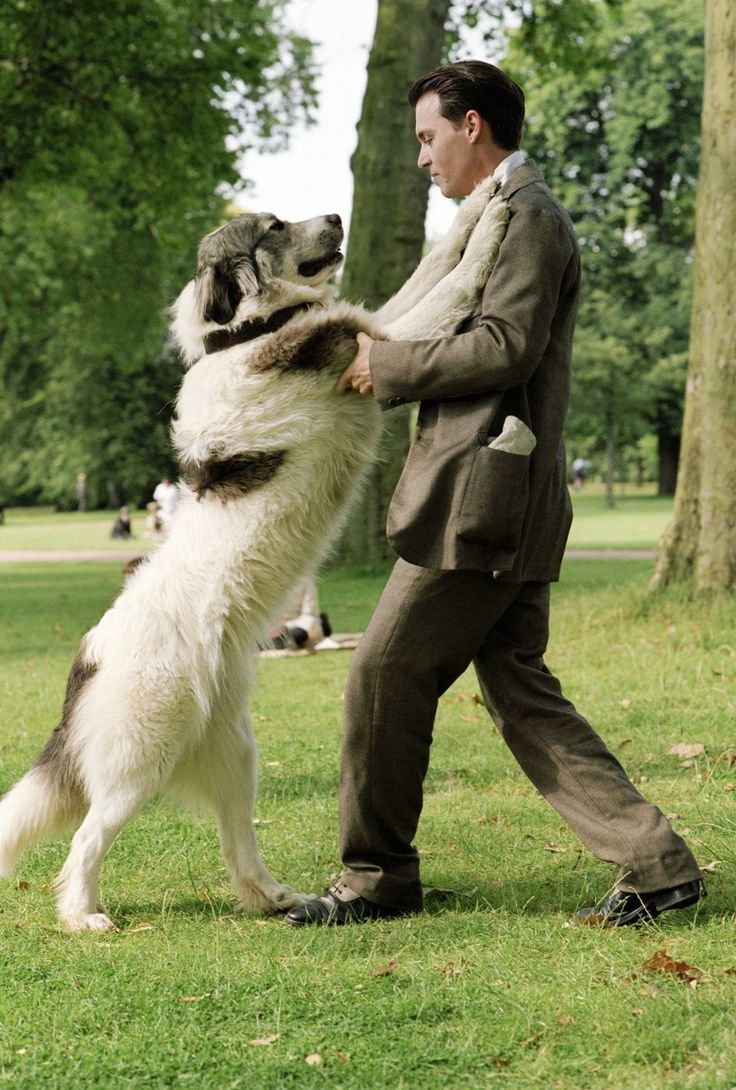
top-left (0, 550), bottom-right (142, 562)
top-left (0, 548), bottom-right (656, 563)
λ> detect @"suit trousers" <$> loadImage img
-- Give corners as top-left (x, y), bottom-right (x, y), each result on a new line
top-left (339, 559), bottom-right (701, 910)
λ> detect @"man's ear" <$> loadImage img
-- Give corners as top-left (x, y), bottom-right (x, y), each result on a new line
top-left (465, 109), bottom-right (483, 143)
top-left (195, 256), bottom-right (258, 325)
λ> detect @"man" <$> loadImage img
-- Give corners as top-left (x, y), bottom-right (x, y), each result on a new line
top-left (152, 475), bottom-right (178, 533)
top-left (285, 61), bottom-right (704, 928)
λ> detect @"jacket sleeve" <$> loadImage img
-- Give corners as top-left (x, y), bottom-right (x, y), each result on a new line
top-left (369, 204), bottom-right (576, 405)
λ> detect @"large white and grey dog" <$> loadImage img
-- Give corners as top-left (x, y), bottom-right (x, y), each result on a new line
top-left (0, 180), bottom-right (508, 930)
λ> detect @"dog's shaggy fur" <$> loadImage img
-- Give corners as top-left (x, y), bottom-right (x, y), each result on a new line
top-left (0, 181), bottom-right (509, 930)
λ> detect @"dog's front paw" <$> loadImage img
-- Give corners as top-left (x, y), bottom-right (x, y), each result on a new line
top-left (270, 887), bottom-right (314, 912)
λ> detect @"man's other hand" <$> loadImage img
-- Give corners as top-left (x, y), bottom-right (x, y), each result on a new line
top-left (335, 332), bottom-right (375, 396)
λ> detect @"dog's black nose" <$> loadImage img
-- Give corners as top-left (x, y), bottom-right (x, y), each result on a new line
top-left (325, 214), bottom-right (342, 226)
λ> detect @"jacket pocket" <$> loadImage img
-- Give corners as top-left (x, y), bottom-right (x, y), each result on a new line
top-left (456, 443), bottom-right (530, 552)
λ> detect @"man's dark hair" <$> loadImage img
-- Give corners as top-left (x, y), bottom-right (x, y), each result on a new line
top-left (408, 60), bottom-right (525, 150)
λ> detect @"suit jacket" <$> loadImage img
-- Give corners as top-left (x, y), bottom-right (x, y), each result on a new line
top-left (368, 161), bottom-right (580, 581)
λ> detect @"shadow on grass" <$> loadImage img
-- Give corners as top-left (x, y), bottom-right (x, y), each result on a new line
top-left (103, 863), bottom-right (721, 930)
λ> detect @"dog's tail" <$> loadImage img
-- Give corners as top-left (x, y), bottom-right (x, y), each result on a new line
top-left (0, 757), bottom-right (84, 878)
top-left (1, 643), bottom-right (96, 877)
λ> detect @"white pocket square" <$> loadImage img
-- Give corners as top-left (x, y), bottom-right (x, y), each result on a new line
top-left (488, 415), bottom-right (536, 456)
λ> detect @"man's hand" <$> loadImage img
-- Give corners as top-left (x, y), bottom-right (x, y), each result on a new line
top-left (335, 332), bottom-right (375, 396)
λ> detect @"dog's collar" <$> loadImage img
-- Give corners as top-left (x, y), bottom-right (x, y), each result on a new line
top-left (202, 303), bottom-right (316, 354)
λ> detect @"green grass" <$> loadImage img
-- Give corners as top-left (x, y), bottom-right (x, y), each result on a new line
top-left (566, 487), bottom-right (673, 550)
top-left (1, 489), bottom-right (674, 555)
top-left (0, 507), bottom-right (152, 553)
top-left (1, 560), bottom-right (735, 1089)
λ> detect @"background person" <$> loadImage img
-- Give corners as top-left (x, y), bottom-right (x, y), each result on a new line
top-left (153, 475), bottom-right (178, 533)
top-left (76, 471), bottom-right (87, 512)
top-left (144, 501), bottom-right (165, 542)
top-left (265, 578), bottom-right (333, 652)
top-left (572, 456), bottom-right (591, 491)
top-left (110, 505), bottom-right (133, 539)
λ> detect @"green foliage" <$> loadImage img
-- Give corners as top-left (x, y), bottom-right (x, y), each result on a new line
top-left (0, 0), bottom-right (316, 508)
top-left (502, 0), bottom-right (703, 473)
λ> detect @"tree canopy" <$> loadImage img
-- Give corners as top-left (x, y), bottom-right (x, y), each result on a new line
top-left (0, 0), bottom-right (315, 508)
top-left (505, 0), bottom-right (703, 494)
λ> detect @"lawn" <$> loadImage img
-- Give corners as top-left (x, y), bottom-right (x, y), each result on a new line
top-left (0, 488), bottom-right (674, 555)
top-left (0, 557), bottom-right (734, 1088)
top-left (0, 508), bottom-right (152, 554)
top-left (565, 488), bottom-right (674, 550)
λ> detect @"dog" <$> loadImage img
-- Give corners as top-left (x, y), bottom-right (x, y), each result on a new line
top-left (0, 182), bottom-right (509, 930)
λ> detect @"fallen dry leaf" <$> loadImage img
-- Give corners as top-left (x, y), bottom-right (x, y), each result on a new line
top-left (544, 842), bottom-right (567, 853)
top-left (179, 993), bottom-right (211, 1003)
top-left (336, 1050), bottom-right (351, 1063)
top-left (620, 698), bottom-right (632, 709)
top-left (373, 959), bottom-right (399, 978)
top-left (442, 962), bottom-right (464, 978)
top-left (305, 1053), bottom-right (323, 1066)
top-left (669, 742), bottom-right (705, 759)
top-left (248, 1034), bottom-right (279, 1047)
top-left (558, 1014), bottom-right (573, 1025)
top-left (16, 881), bottom-right (30, 891)
top-left (700, 860), bottom-right (722, 874)
top-left (720, 747), bottom-right (736, 768)
top-left (128, 923), bottom-right (155, 933)
top-left (642, 948), bottom-right (701, 984)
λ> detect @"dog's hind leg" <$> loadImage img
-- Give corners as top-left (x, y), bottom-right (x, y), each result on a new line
top-left (54, 792), bottom-right (144, 931)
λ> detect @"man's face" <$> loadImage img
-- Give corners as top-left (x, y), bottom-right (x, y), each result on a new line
top-left (414, 93), bottom-right (478, 199)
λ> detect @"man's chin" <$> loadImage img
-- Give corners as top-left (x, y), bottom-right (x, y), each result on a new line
top-left (437, 180), bottom-right (465, 200)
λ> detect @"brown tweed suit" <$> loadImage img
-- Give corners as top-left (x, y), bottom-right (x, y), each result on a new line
top-left (338, 162), bottom-right (701, 910)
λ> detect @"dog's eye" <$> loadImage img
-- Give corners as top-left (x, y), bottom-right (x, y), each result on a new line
top-left (269, 219), bottom-right (285, 232)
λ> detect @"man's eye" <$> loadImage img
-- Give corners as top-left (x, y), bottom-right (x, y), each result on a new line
top-left (270, 220), bottom-right (285, 231)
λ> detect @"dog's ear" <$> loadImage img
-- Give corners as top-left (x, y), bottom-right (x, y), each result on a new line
top-left (196, 256), bottom-right (259, 326)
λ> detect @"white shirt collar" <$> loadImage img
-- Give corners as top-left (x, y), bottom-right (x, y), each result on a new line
top-left (492, 148), bottom-right (528, 185)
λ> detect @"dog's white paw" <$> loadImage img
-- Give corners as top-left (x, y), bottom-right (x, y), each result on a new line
top-left (269, 887), bottom-right (313, 911)
top-left (62, 912), bottom-right (117, 933)
top-left (237, 882), bottom-right (312, 915)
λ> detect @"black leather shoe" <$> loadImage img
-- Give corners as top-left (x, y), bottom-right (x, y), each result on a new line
top-left (284, 886), bottom-right (411, 927)
top-left (576, 879), bottom-right (706, 927)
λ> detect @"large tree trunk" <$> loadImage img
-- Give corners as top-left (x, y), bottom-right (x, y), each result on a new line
top-left (653, 0), bottom-right (736, 592)
top-left (338, 0), bottom-right (451, 564)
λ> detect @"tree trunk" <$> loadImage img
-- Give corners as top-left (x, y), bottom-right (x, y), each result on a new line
top-left (605, 427), bottom-right (615, 509)
top-left (337, 0), bottom-right (451, 564)
top-left (656, 431), bottom-right (680, 495)
top-left (653, 0), bottom-right (736, 592)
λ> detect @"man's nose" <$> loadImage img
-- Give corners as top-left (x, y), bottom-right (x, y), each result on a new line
top-left (417, 148), bottom-right (430, 169)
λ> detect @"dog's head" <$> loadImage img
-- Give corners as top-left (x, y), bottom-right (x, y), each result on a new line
top-left (194, 212), bottom-right (343, 325)
top-left (172, 212), bottom-right (344, 364)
